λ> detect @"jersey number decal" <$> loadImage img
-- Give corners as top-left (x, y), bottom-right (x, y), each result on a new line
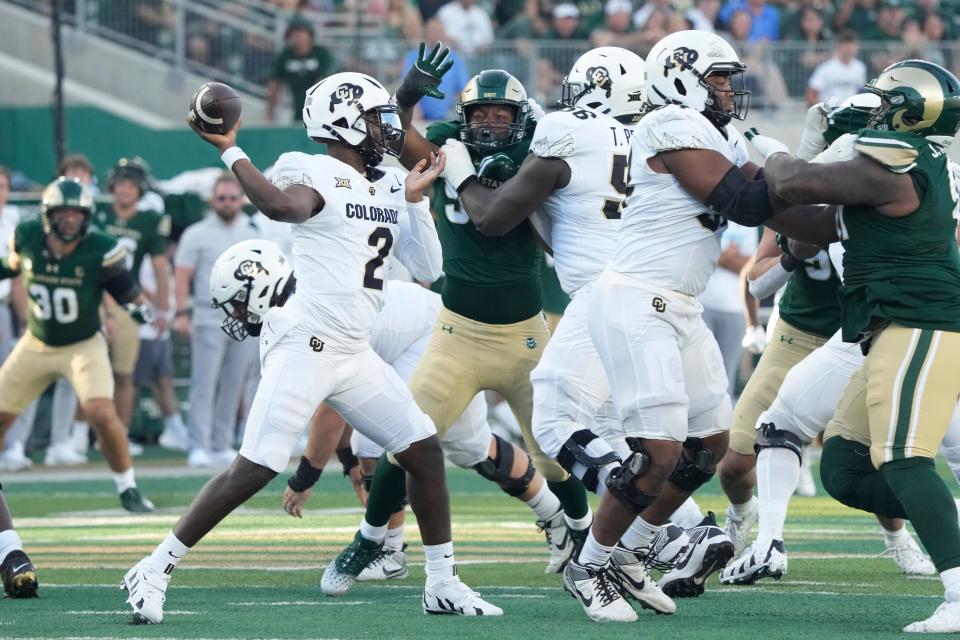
top-left (363, 227), bottom-right (394, 291)
top-left (802, 250), bottom-right (832, 281)
top-left (602, 154), bottom-right (629, 220)
top-left (29, 284), bottom-right (79, 324)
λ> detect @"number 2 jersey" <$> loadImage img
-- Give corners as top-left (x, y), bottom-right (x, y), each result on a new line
top-left (4, 217), bottom-right (128, 346)
top-left (530, 107), bottom-right (634, 296)
top-left (610, 105), bottom-right (749, 296)
top-left (270, 152), bottom-right (440, 350)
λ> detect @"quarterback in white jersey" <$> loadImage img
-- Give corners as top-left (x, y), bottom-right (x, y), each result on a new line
top-left (121, 72), bottom-right (502, 625)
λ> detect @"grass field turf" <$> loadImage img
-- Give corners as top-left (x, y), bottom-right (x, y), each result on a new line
top-left (1, 459), bottom-right (952, 639)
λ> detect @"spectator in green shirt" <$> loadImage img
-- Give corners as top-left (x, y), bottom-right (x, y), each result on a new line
top-left (266, 16), bottom-right (336, 123)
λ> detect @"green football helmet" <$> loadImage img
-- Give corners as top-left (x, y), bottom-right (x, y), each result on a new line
top-left (825, 92), bottom-right (880, 145)
top-left (41, 177), bottom-right (94, 242)
top-left (456, 69), bottom-right (531, 152)
top-left (107, 156), bottom-right (155, 194)
top-left (866, 59), bottom-right (960, 147)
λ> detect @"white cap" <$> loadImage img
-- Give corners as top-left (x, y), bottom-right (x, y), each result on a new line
top-left (605, 0), bottom-right (632, 15)
top-left (554, 3), bottom-right (581, 19)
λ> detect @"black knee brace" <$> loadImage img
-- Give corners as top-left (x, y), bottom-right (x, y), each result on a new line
top-left (605, 438), bottom-right (659, 514)
top-left (754, 422), bottom-right (803, 463)
top-left (556, 429), bottom-right (622, 493)
top-left (473, 434), bottom-right (535, 497)
top-left (669, 437), bottom-right (716, 491)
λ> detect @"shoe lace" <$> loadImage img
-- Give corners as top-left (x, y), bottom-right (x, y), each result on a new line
top-left (336, 538), bottom-right (381, 576)
top-left (878, 544), bottom-right (925, 566)
top-left (640, 539), bottom-right (678, 573)
top-left (594, 568), bottom-right (622, 607)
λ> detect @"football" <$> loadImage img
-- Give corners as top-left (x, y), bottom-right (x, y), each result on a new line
top-left (189, 82), bottom-right (241, 135)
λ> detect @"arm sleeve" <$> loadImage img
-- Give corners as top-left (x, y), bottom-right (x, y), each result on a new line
top-left (395, 199), bottom-right (443, 283)
top-left (748, 261), bottom-right (792, 300)
top-left (101, 241), bottom-right (140, 304)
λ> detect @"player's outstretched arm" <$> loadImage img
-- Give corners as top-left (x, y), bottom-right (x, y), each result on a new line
top-left (188, 116), bottom-right (323, 223)
top-left (397, 151), bottom-right (445, 282)
top-left (442, 140), bottom-right (568, 236)
top-left (396, 42), bottom-right (452, 171)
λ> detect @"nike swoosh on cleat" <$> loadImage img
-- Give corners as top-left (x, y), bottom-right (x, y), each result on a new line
top-left (442, 554), bottom-right (454, 559)
top-left (12, 564), bottom-right (30, 573)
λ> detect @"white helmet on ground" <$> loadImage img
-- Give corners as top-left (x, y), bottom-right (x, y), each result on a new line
top-left (561, 47), bottom-right (647, 123)
top-left (302, 71), bottom-right (405, 167)
top-left (210, 239), bottom-right (294, 341)
top-left (645, 30), bottom-right (750, 128)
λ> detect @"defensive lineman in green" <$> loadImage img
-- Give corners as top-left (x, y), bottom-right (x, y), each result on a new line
top-left (0, 178), bottom-right (155, 513)
top-left (762, 59), bottom-right (960, 632)
top-left (323, 44), bottom-right (592, 595)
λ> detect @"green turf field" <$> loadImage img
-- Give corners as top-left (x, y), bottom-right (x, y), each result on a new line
top-left (1, 458), bottom-right (950, 639)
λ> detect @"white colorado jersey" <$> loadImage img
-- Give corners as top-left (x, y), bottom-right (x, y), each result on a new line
top-left (369, 281), bottom-right (440, 364)
top-left (271, 152), bottom-right (413, 348)
top-left (609, 105), bottom-right (749, 296)
top-left (531, 107), bottom-right (634, 296)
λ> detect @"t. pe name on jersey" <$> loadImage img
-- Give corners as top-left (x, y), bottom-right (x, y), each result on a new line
top-left (345, 203), bottom-right (399, 224)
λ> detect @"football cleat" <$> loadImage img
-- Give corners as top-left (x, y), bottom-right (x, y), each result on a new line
top-left (422, 573), bottom-right (503, 616)
top-left (0, 444), bottom-right (32, 473)
top-left (904, 601), bottom-right (960, 633)
top-left (639, 523), bottom-right (689, 572)
top-left (608, 545), bottom-right (676, 615)
top-left (563, 559), bottom-right (637, 622)
top-left (357, 545), bottom-right (409, 582)
top-left (1, 549), bottom-right (39, 598)
top-left (660, 512), bottom-right (734, 598)
top-left (120, 487), bottom-right (156, 513)
top-left (719, 539), bottom-right (787, 585)
top-left (724, 497), bottom-right (758, 557)
top-left (44, 442), bottom-right (87, 466)
top-left (881, 534), bottom-right (936, 576)
top-left (157, 428), bottom-right (188, 453)
top-left (321, 530), bottom-right (382, 596)
top-left (121, 557), bottom-right (170, 624)
top-left (539, 508), bottom-right (575, 574)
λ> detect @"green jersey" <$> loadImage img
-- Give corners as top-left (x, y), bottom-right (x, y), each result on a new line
top-left (93, 201), bottom-right (170, 276)
top-left (8, 218), bottom-right (127, 346)
top-left (838, 130), bottom-right (960, 341)
top-left (426, 120), bottom-right (542, 324)
top-left (779, 250), bottom-right (842, 338)
top-left (271, 45), bottom-right (336, 120)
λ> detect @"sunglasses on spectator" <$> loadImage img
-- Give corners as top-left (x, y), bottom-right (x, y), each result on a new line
top-left (215, 195), bottom-right (242, 202)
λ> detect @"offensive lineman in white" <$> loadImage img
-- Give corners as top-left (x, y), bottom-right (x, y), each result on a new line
top-left (120, 72), bottom-right (502, 623)
top-left (441, 47), bottom-right (677, 621)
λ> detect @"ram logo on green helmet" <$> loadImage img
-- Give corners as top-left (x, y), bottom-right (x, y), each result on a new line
top-left (866, 59), bottom-right (960, 146)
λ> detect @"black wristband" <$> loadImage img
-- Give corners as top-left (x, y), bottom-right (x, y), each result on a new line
top-left (287, 456), bottom-right (323, 492)
top-left (336, 447), bottom-right (359, 476)
top-left (456, 175), bottom-right (478, 194)
top-left (780, 251), bottom-right (800, 272)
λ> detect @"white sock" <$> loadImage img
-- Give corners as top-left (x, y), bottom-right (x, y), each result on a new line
top-left (359, 519), bottom-right (388, 544)
top-left (671, 497), bottom-right (704, 529)
top-left (730, 496), bottom-right (757, 518)
top-left (149, 531), bottom-right (190, 574)
top-left (112, 467), bottom-right (137, 494)
top-left (882, 524), bottom-right (910, 548)
top-left (756, 448), bottom-right (799, 545)
top-left (619, 515), bottom-right (661, 550)
top-left (565, 508), bottom-right (593, 532)
top-left (423, 541), bottom-right (456, 581)
top-left (577, 530), bottom-right (614, 568)
top-left (524, 482), bottom-right (562, 521)
top-left (164, 413), bottom-right (186, 433)
top-left (942, 567), bottom-right (960, 601)
top-left (570, 437), bottom-right (618, 496)
top-left (0, 529), bottom-right (23, 565)
top-left (384, 524), bottom-right (405, 552)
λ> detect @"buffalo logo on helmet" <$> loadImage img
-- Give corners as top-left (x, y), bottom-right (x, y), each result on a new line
top-left (329, 83), bottom-right (364, 113)
top-left (587, 66), bottom-right (613, 98)
top-left (663, 47), bottom-right (699, 77)
top-left (234, 259), bottom-right (269, 281)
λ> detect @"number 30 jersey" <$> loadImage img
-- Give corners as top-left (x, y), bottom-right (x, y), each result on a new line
top-left (271, 152), bottom-right (431, 349)
top-left (610, 105), bottom-right (749, 296)
top-left (531, 107), bottom-right (634, 297)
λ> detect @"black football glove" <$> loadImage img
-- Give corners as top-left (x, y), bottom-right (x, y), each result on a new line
top-left (395, 41), bottom-right (455, 109)
top-left (477, 153), bottom-right (519, 186)
top-left (124, 301), bottom-right (155, 325)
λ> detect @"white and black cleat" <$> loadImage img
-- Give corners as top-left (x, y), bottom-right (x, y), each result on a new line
top-left (719, 539), bottom-right (787, 585)
top-left (905, 601), bottom-right (960, 633)
top-left (539, 508), bottom-right (576, 574)
top-left (357, 545), bottom-right (409, 582)
top-left (639, 522), bottom-right (689, 573)
top-left (562, 559), bottom-right (637, 622)
top-left (121, 557), bottom-right (170, 624)
top-left (609, 545), bottom-right (676, 615)
top-left (422, 571), bottom-right (503, 616)
top-left (881, 534), bottom-right (936, 576)
top-left (659, 512), bottom-right (734, 598)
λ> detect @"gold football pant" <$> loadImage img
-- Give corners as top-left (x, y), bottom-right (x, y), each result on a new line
top-left (409, 306), bottom-right (568, 481)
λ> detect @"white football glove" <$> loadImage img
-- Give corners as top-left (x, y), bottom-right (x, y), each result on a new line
top-left (741, 324), bottom-right (767, 355)
top-left (811, 133), bottom-right (858, 164)
top-left (744, 128), bottom-right (790, 161)
top-left (527, 97), bottom-right (546, 121)
top-left (439, 139), bottom-right (476, 192)
top-left (796, 102), bottom-right (830, 161)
